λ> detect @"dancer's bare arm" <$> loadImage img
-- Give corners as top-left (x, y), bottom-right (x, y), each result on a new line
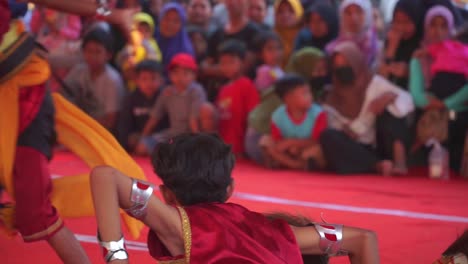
top-left (90, 166), bottom-right (184, 259)
top-left (292, 225), bottom-right (380, 264)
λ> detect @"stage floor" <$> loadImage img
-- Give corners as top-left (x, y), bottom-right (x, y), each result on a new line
top-left (1, 151), bottom-right (467, 263)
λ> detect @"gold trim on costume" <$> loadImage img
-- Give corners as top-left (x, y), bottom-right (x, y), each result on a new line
top-left (22, 218), bottom-right (63, 241)
top-left (177, 206), bottom-right (192, 264)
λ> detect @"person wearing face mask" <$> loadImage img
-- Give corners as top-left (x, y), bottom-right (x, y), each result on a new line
top-left (320, 41), bottom-right (414, 176)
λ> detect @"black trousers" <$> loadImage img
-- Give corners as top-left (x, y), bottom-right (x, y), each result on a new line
top-left (319, 111), bottom-right (410, 174)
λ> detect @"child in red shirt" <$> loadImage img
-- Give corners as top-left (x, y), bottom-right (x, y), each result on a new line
top-left (216, 40), bottom-right (260, 156)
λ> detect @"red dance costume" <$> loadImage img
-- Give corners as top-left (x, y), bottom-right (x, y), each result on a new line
top-left (1, 1), bottom-right (63, 241)
top-left (147, 203), bottom-right (303, 264)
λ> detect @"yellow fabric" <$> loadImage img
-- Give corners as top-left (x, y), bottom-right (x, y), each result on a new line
top-left (0, 54), bottom-right (49, 198)
top-left (0, 20), bottom-right (23, 52)
top-left (52, 93), bottom-right (146, 238)
top-left (0, 54), bottom-right (146, 239)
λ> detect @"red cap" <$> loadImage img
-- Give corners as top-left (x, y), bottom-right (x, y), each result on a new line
top-left (168, 53), bottom-right (198, 71)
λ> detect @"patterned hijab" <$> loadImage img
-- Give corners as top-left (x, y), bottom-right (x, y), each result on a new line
top-left (326, 0), bottom-right (378, 68)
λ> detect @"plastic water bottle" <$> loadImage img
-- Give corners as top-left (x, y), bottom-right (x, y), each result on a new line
top-left (426, 139), bottom-right (450, 180)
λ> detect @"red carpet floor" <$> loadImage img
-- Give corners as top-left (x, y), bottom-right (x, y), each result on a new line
top-left (1, 151), bottom-right (468, 263)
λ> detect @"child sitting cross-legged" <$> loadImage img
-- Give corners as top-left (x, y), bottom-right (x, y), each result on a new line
top-left (262, 74), bottom-right (328, 170)
top-left (90, 133), bottom-right (379, 264)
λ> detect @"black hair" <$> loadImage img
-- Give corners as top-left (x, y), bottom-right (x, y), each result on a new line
top-left (274, 74), bottom-right (308, 99)
top-left (443, 230), bottom-right (468, 257)
top-left (81, 28), bottom-right (114, 53)
top-left (218, 39), bottom-right (247, 60)
top-left (135, 59), bottom-right (163, 75)
top-left (254, 31), bottom-right (282, 54)
top-left (151, 133), bottom-right (235, 206)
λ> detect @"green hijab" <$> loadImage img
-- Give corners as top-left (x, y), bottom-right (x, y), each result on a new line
top-left (285, 47), bottom-right (324, 79)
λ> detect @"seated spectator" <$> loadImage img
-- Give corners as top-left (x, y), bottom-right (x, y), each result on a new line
top-left (245, 47), bottom-right (326, 164)
top-left (216, 40), bottom-right (260, 157)
top-left (262, 75), bottom-right (328, 170)
top-left (117, 60), bottom-right (169, 152)
top-left (286, 47), bottom-right (329, 101)
top-left (409, 5), bottom-right (468, 171)
top-left (254, 31), bottom-right (285, 92)
top-left (320, 42), bottom-right (414, 176)
top-left (136, 53), bottom-right (210, 155)
top-left (294, 3), bottom-right (339, 51)
top-left (274, 0), bottom-right (304, 67)
top-left (201, 0), bottom-right (261, 100)
top-left (327, 0), bottom-right (379, 69)
top-left (117, 12), bottom-right (162, 90)
top-left (187, 0), bottom-right (217, 36)
top-left (133, 12), bottom-right (162, 62)
top-left (249, 0), bottom-right (271, 31)
top-left (62, 28), bottom-right (126, 132)
top-left (379, 0), bottom-right (424, 90)
top-left (155, 2), bottom-right (195, 69)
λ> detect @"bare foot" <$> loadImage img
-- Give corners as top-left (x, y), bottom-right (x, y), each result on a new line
top-left (376, 160), bottom-right (394, 177)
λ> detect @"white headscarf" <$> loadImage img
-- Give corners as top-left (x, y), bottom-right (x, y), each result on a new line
top-left (339, 0), bottom-right (374, 36)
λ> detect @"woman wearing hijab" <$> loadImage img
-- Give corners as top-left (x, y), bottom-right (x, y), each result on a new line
top-left (154, 2), bottom-right (195, 68)
top-left (326, 0), bottom-right (379, 69)
top-left (274, 0), bottom-right (304, 67)
top-left (320, 41), bottom-right (414, 175)
top-left (423, 0), bottom-right (464, 26)
top-left (285, 47), bottom-right (330, 101)
top-left (294, 3), bottom-right (339, 52)
top-left (409, 5), bottom-right (468, 171)
top-left (379, 0), bottom-right (424, 90)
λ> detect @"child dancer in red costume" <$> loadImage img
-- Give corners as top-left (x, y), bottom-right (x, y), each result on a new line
top-left (90, 133), bottom-right (380, 263)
